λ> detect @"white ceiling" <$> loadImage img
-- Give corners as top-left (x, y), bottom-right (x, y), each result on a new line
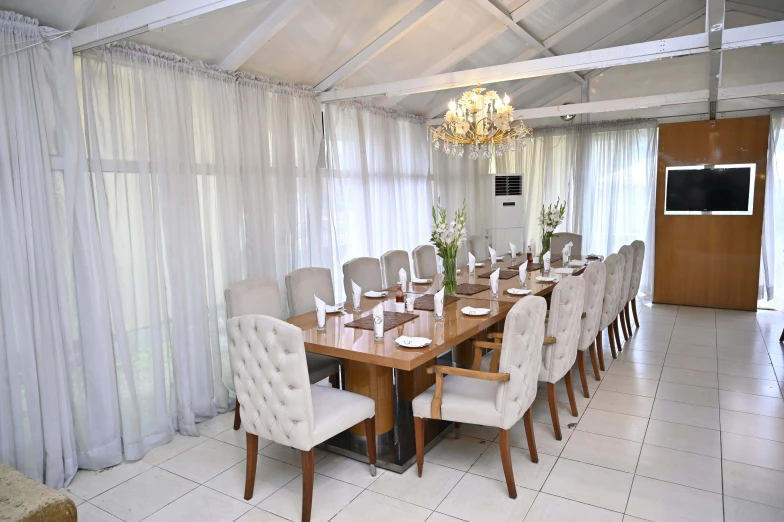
top-left (4, 0), bottom-right (784, 119)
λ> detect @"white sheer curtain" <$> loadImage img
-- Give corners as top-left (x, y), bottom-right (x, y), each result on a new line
top-left (761, 109), bottom-right (784, 309)
top-left (0, 12), bottom-right (121, 487)
top-left (324, 102), bottom-right (431, 298)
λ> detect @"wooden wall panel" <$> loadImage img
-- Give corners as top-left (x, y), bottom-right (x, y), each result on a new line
top-left (654, 117), bottom-right (769, 311)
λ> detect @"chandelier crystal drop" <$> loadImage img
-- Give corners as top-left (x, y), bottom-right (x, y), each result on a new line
top-left (428, 83), bottom-right (533, 161)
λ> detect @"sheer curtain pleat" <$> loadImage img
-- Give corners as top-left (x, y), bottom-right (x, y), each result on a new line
top-left (0, 12), bottom-right (120, 487)
top-left (761, 110), bottom-right (784, 308)
top-left (324, 102), bottom-right (431, 298)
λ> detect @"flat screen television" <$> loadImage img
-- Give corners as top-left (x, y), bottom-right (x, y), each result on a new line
top-left (664, 164), bottom-right (755, 215)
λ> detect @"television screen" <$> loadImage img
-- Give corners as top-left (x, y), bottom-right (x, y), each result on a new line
top-left (664, 164), bottom-right (755, 215)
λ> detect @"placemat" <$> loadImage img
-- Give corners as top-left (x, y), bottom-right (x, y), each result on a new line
top-left (509, 262), bottom-right (543, 271)
top-left (413, 294), bottom-right (460, 311)
top-left (455, 283), bottom-right (491, 296)
top-left (345, 312), bottom-right (418, 332)
top-left (477, 270), bottom-right (517, 280)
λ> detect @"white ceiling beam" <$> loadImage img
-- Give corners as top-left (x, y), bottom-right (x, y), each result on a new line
top-left (721, 19), bottom-right (784, 49)
top-left (726, 1), bottom-right (784, 20)
top-left (543, 0), bottom-right (623, 50)
top-left (219, 0), bottom-right (307, 70)
top-left (707, 0), bottom-right (726, 119)
top-left (72, 0), bottom-right (249, 52)
top-left (511, 0), bottom-right (552, 22)
top-left (425, 81), bottom-right (784, 124)
top-left (314, 0), bottom-right (442, 92)
top-left (321, 32), bottom-right (709, 102)
top-left (471, 0), bottom-right (586, 85)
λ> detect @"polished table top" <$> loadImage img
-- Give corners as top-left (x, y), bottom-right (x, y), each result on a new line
top-left (286, 256), bottom-right (594, 371)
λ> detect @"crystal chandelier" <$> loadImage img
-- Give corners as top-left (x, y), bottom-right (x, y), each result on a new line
top-left (429, 84), bottom-right (533, 160)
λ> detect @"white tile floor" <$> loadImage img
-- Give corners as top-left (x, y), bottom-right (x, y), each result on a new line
top-left (63, 305), bottom-right (784, 521)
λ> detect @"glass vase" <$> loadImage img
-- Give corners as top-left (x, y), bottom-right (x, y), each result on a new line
top-left (442, 254), bottom-right (457, 296)
top-left (542, 232), bottom-right (552, 255)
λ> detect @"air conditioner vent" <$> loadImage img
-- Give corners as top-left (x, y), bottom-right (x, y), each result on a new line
top-left (495, 175), bottom-right (522, 196)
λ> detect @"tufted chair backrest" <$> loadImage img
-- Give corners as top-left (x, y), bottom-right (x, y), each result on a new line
top-left (579, 261), bottom-right (607, 351)
top-left (226, 278), bottom-right (283, 320)
top-left (412, 245), bottom-right (438, 279)
top-left (599, 254), bottom-right (621, 330)
top-left (539, 276), bottom-right (585, 384)
top-left (496, 296), bottom-right (546, 429)
top-left (381, 250), bottom-right (412, 288)
top-left (468, 235), bottom-right (488, 262)
top-left (550, 233), bottom-right (583, 257)
top-left (618, 245), bottom-right (634, 312)
top-left (342, 257), bottom-right (383, 302)
top-left (629, 240), bottom-right (645, 301)
top-left (285, 267), bottom-right (335, 317)
top-left (228, 315), bottom-right (315, 451)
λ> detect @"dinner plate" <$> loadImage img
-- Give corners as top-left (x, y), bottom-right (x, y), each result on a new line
top-left (364, 290), bottom-right (388, 298)
top-left (555, 268), bottom-right (575, 274)
top-left (536, 276), bottom-right (557, 282)
top-left (507, 288), bottom-right (531, 295)
top-left (325, 305), bottom-right (345, 313)
top-left (569, 260), bottom-right (586, 267)
top-left (475, 262), bottom-right (485, 267)
top-left (411, 277), bottom-right (433, 284)
top-left (461, 306), bottom-right (490, 316)
top-left (395, 336), bottom-right (432, 348)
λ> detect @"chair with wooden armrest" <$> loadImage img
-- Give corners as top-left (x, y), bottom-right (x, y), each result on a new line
top-left (577, 262), bottom-right (607, 397)
top-left (412, 297), bottom-right (547, 499)
top-left (538, 276), bottom-right (585, 441)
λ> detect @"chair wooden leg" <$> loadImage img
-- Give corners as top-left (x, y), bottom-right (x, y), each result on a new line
top-left (454, 422), bottom-right (461, 439)
top-left (613, 318), bottom-right (623, 351)
top-left (498, 429), bottom-right (517, 499)
top-left (577, 351), bottom-right (590, 398)
top-left (301, 449), bottom-right (315, 522)
top-left (364, 417), bottom-right (377, 476)
top-left (414, 417), bottom-right (425, 477)
top-left (233, 398), bottom-right (241, 430)
top-left (596, 333), bottom-right (606, 370)
top-left (607, 326), bottom-right (618, 359)
top-left (589, 342), bottom-right (601, 381)
top-left (563, 371), bottom-right (579, 417)
top-left (244, 433), bottom-right (258, 500)
top-left (624, 303), bottom-right (633, 334)
top-left (329, 373), bottom-right (339, 388)
top-left (547, 382), bottom-right (562, 440)
top-left (523, 408), bottom-right (537, 463)
top-left (619, 313), bottom-right (629, 341)
top-left (631, 299), bottom-right (640, 328)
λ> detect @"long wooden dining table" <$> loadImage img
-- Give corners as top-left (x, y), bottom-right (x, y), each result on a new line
top-left (286, 255), bottom-right (590, 472)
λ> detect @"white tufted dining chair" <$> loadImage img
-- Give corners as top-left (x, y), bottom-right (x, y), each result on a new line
top-left (467, 235), bottom-right (488, 262)
top-left (412, 245), bottom-right (438, 279)
top-left (226, 278), bottom-right (342, 432)
top-left (412, 296), bottom-right (547, 499)
top-left (228, 315), bottom-right (376, 521)
top-left (577, 262), bottom-right (607, 397)
top-left (380, 250), bottom-right (412, 289)
top-left (618, 245), bottom-right (635, 340)
top-left (285, 267), bottom-right (335, 317)
top-left (628, 240), bottom-right (646, 328)
top-left (550, 233), bottom-right (583, 258)
top-left (598, 254), bottom-right (623, 366)
top-left (342, 257), bottom-right (383, 303)
top-left (538, 276), bottom-right (585, 440)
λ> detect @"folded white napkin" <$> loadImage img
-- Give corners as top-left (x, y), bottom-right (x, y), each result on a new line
top-left (411, 277), bottom-right (432, 284)
top-left (364, 290), bottom-right (387, 298)
top-left (566, 241), bottom-right (573, 255)
top-left (434, 287), bottom-right (445, 316)
top-left (461, 306), bottom-right (490, 315)
top-left (489, 246), bottom-right (497, 266)
top-left (468, 251), bottom-right (476, 273)
top-left (490, 267), bottom-right (500, 294)
top-left (507, 288), bottom-right (531, 295)
top-left (398, 267), bottom-right (407, 289)
top-left (519, 261), bottom-right (528, 283)
top-left (509, 242), bottom-right (517, 261)
top-left (395, 336), bottom-right (432, 348)
top-left (543, 250), bottom-right (551, 272)
top-left (555, 267), bottom-right (575, 274)
top-left (315, 295), bottom-right (326, 327)
top-left (372, 303), bottom-right (384, 338)
top-left (352, 280), bottom-right (362, 309)
top-left (536, 276), bottom-right (557, 282)
top-left (569, 259), bottom-right (586, 267)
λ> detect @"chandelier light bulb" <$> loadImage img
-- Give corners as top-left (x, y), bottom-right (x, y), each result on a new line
top-left (448, 99), bottom-right (457, 111)
top-left (503, 93), bottom-right (510, 105)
